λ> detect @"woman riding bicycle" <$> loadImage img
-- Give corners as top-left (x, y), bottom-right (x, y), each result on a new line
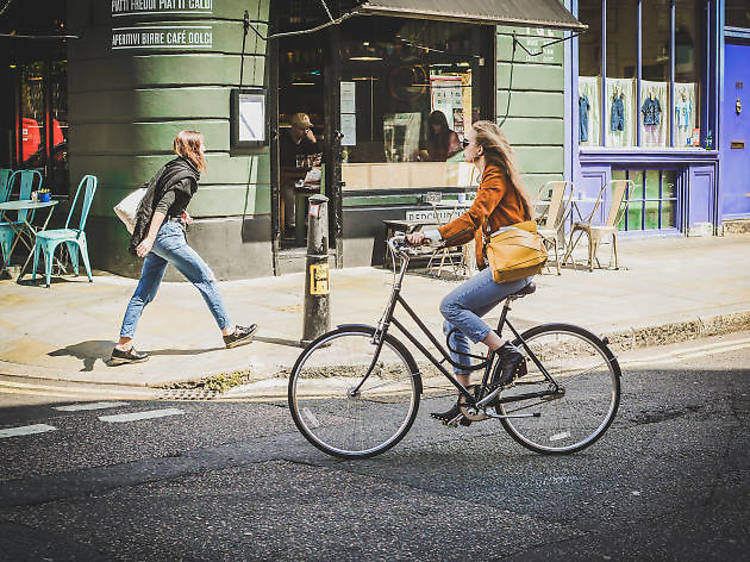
top-left (407, 120), bottom-right (535, 422)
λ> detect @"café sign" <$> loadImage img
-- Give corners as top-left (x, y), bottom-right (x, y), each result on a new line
top-left (112, 25), bottom-right (213, 49)
top-left (111, 0), bottom-right (214, 50)
top-left (111, 0), bottom-right (213, 17)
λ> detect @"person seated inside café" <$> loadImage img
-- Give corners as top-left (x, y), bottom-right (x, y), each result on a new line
top-left (424, 110), bottom-right (462, 162)
top-left (280, 112), bottom-right (321, 168)
top-left (279, 112), bottom-right (323, 240)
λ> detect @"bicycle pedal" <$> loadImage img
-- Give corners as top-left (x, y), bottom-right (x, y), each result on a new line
top-left (517, 358), bottom-right (528, 377)
top-left (446, 413), bottom-right (465, 427)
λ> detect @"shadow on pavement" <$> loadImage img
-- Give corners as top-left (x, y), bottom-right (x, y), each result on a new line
top-left (254, 335), bottom-right (303, 348)
top-left (48, 340), bottom-right (115, 371)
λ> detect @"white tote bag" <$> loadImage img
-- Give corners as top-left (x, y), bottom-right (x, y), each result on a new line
top-left (113, 188), bottom-right (146, 234)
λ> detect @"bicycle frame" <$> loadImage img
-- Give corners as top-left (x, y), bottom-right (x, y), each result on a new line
top-left (351, 240), bottom-right (560, 412)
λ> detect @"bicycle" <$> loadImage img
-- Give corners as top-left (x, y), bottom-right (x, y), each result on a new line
top-left (288, 234), bottom-right (621, 459)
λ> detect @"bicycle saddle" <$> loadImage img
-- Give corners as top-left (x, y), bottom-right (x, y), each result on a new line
top-left (510, 282), bottom-right (536, 298)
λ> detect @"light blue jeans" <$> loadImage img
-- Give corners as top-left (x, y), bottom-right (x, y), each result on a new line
top-left (440, 267), bottom-right (533, 375)
top-left (119, 221), bottom-right (232, 338)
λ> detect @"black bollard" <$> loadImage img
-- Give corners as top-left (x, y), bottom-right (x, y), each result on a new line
top-left (302, 194), bottom-right (330, 344)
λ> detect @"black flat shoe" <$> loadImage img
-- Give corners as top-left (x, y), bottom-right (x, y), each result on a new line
top-left (431, 395), bottom-right (472, 426)
top-left (223, 323), bottom-right (258, 349)
top-left (108, 346), bottom-right (149, 366)
top-left (492, 342), bottom-right (527, 388)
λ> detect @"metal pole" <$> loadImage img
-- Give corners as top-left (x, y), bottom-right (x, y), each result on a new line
top-left (302, 194), bottom-right (330, 344)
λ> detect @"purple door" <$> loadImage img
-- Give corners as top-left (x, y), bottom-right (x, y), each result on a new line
top-left (721, 42), bottom-right (750, 219)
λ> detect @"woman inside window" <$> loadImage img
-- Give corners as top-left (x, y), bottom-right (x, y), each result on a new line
top-left (424, 110), bottom-right (462, 162)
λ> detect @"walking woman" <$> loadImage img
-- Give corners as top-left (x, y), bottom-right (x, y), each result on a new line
top-left (407, 121), bottom-right (534, 421)
top-left (110, 130), bottom-right (257, 365)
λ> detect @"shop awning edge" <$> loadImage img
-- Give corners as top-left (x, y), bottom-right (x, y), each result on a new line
top-left (356, 0), bottom-right (587, 32)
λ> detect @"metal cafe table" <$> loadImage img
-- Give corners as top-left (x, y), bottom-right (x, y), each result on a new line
top-left (0, 198), bottom-right (59, 283)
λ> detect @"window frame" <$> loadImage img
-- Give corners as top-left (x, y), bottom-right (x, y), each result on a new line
top-left (577, 0), bottom-right (707, 149)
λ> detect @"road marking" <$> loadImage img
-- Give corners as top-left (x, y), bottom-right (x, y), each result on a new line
top-left (0, 424), bottom-right (57, 439)
top-left (53, 401), bottom-right (129, 412)
top-left (0, 380), bottom-right (156, 400)
top-left (98, 408), bottom-right (184, 423)
top-left (621, 337), bottom-right (750, 367)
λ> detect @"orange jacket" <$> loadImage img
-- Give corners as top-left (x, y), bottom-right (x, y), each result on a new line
top-left (438, 163), bottom-right (530, 268)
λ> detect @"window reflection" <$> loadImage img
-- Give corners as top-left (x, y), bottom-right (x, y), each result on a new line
top-left (339, 18), bottom-right (486, 189)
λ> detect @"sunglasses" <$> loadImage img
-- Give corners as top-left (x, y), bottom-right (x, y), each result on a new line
top-left (461, 138), bottom-right (471, 148)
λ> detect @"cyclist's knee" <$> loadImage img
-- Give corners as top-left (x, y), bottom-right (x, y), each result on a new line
top-left (439, 295), bottom-right (458, 320)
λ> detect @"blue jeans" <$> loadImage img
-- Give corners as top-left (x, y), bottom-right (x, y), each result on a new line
top-left (440, 267), bottom-right (533, 375)
top-left (119, 221), bottom-right (232, 338)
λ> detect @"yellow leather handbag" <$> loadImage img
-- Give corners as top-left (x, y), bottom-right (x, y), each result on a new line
top-left (484, 220), bottom-right (548, 283)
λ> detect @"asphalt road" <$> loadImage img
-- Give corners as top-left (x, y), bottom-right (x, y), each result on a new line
top-left (0, 336), bottom-right (748, 561)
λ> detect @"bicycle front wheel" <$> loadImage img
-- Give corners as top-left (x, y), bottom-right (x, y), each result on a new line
top-left (288, 326), bottom-right (421, 459)
top-left (498, 323), bottom-right (621, 454)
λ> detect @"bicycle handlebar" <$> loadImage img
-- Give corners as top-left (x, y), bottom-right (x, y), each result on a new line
top-left (387, 232), bottom-right (435, 258)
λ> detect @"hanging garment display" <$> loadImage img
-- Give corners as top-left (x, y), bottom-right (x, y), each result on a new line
top-left (611, 94), bottom-right (625, 131)
top-left (578, 76), bottom-right (601, 146)
top-left (674, 82), bottom-right (698, 147)
top-left (579, 95), bottom-right (591, 142)
top-left (640, 80), bottom-right (669, 147)
top-left (606, 78), bottom-right (635, 147)
top-left (641, 96), bottom-right (662, 125)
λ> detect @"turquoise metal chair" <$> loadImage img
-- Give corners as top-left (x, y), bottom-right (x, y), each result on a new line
top-left (0, 169), bottom-right (43, 267)
top-left (32, 175), bottom-right (98, 287)
top-left (0, 169), bottom-right (12, 202)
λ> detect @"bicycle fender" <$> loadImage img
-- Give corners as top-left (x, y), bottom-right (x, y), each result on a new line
top-left (336, 323), bottom-right (377, 330)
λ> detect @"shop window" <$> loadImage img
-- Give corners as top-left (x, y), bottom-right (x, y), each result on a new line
top-left (578, 0), bottom-right (702, 148)
top-left (612, 168), bottom-right (677, 230)
top-left (606, 2), bottom-right (637, 148)
top-left (20, 62), bottom-right (47, 169)
top-left (726, 0), bottom-right (750, 29)
top-left (641, 0), bottom-right (670, 148)
top-left (675, 0), bottom-right (702, 147)
top-left (339, 18), bottom-right (489, 190)
top-left (15, 59), bottom-right (69, 195)
top-left (49, 60), bottom-right (69, 194)
top-left (578, 1), bottom-right (601, 146)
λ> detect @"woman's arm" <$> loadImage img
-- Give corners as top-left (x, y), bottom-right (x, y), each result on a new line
top-left (135, 210), bottom-right (166, 258)
top-left (438, 171), bottom-right (508, 247)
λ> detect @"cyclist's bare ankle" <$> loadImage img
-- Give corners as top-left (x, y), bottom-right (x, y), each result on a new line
top-left (482, 330), bottom-right (503, 351)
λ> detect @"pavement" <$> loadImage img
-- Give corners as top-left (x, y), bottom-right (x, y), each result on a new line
top-left (0, 234), bottom-right (748, 396)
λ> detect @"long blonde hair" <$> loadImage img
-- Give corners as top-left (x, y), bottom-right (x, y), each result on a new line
top-left (173, 130), bottom-right (207, 172)
top-left (472, 121), bottom-right (533, 219)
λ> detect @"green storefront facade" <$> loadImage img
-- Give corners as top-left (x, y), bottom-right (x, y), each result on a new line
top-left (2, 1), bottom-right (581, 280)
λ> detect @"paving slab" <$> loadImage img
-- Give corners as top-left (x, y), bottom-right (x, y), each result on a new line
top-left (0, 234), bottom-right (748, 389)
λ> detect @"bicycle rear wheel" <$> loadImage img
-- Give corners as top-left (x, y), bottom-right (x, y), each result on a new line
top-left (497, 323), bottom-right (620, 454)
top-left (288, 326), bottom-right (421, 459)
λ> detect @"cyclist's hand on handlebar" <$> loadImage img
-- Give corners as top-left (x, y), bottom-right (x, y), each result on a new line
top-left (406, 232), bottom-right (429, 246)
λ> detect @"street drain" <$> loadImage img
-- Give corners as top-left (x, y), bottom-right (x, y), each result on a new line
top-left (156, 388), bottom-right (221, 401)
top-left (156, 370), bottom-right (255, 400)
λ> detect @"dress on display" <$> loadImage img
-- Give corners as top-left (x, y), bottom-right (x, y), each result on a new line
top-left (579, 95), bottom-right (591, 142)
top-left (610, 94), bottom-right (625, 131)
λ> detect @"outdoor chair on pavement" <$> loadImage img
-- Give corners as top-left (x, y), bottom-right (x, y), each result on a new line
top-left (562, 179), bottom-right (636, 271)
top-left (32, 174), bottom-right (98, 287)
top-left (0, 169), bottom-right (12, 201)
top-left (535, 180), bottom-right (574, 275)
top-left (0, 169), bottom-right (43, 268)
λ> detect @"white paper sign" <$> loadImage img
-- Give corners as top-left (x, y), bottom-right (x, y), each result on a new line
top-left (239, 92), bottom-right (265, 142)
top-left (340, 81), bottom-right (356, 114)
top-left (340, 114), bottom-right (356, 146)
